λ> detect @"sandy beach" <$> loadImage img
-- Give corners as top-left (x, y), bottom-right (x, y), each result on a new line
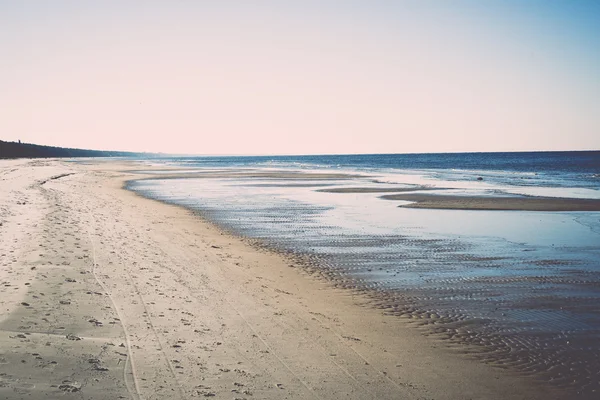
top-left (0, 159), bottom-right (570, 399)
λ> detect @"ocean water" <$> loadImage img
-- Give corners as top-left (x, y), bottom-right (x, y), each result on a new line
top-left (128, 151), bottom-right (600, 397)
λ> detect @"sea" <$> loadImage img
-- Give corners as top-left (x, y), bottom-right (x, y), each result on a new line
top-left (127, 151), bottom-right (600, 397)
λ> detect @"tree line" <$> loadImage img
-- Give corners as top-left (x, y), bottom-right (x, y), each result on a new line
top-left (0, 140), bottom-right (150, 159)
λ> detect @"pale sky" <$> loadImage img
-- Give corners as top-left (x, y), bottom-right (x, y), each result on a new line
top-left (1, 1), bottom-right (599, 155)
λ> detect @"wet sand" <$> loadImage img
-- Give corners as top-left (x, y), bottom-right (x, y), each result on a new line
top-left (317, 187), bottom-right (426, 193)
top-left (0, 159), bottom-right (568, 399)
top-left (381, 192), bottom-right (600, 211)
top-left (133, 174), bottom-right (599, 397)
top-left (132, 170), bottom-right (362, 181)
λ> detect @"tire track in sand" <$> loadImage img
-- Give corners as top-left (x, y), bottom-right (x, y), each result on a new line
top-left (85, 205), bottom-right (142, 400)
top-left (84, 200), bottom-right (186, 400)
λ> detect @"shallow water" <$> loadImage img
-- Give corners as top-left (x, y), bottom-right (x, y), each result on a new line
top-left (128, 159), bottom-right (600, 397)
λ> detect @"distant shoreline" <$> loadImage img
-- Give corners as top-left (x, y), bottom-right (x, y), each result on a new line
top-left (0, 139), bottom-right (152, 159)
top-left (2, 139), bottom-right (599, 160)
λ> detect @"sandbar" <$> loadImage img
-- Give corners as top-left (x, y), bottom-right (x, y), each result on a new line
top-left (381, 193), bottom-right (600, 211)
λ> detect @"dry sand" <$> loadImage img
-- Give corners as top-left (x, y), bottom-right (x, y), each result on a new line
top-left (0, 159), bottom-right (566, 399)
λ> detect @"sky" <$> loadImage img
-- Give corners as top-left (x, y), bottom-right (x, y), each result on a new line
top-left (1, 0), bottom-right (599, 155)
